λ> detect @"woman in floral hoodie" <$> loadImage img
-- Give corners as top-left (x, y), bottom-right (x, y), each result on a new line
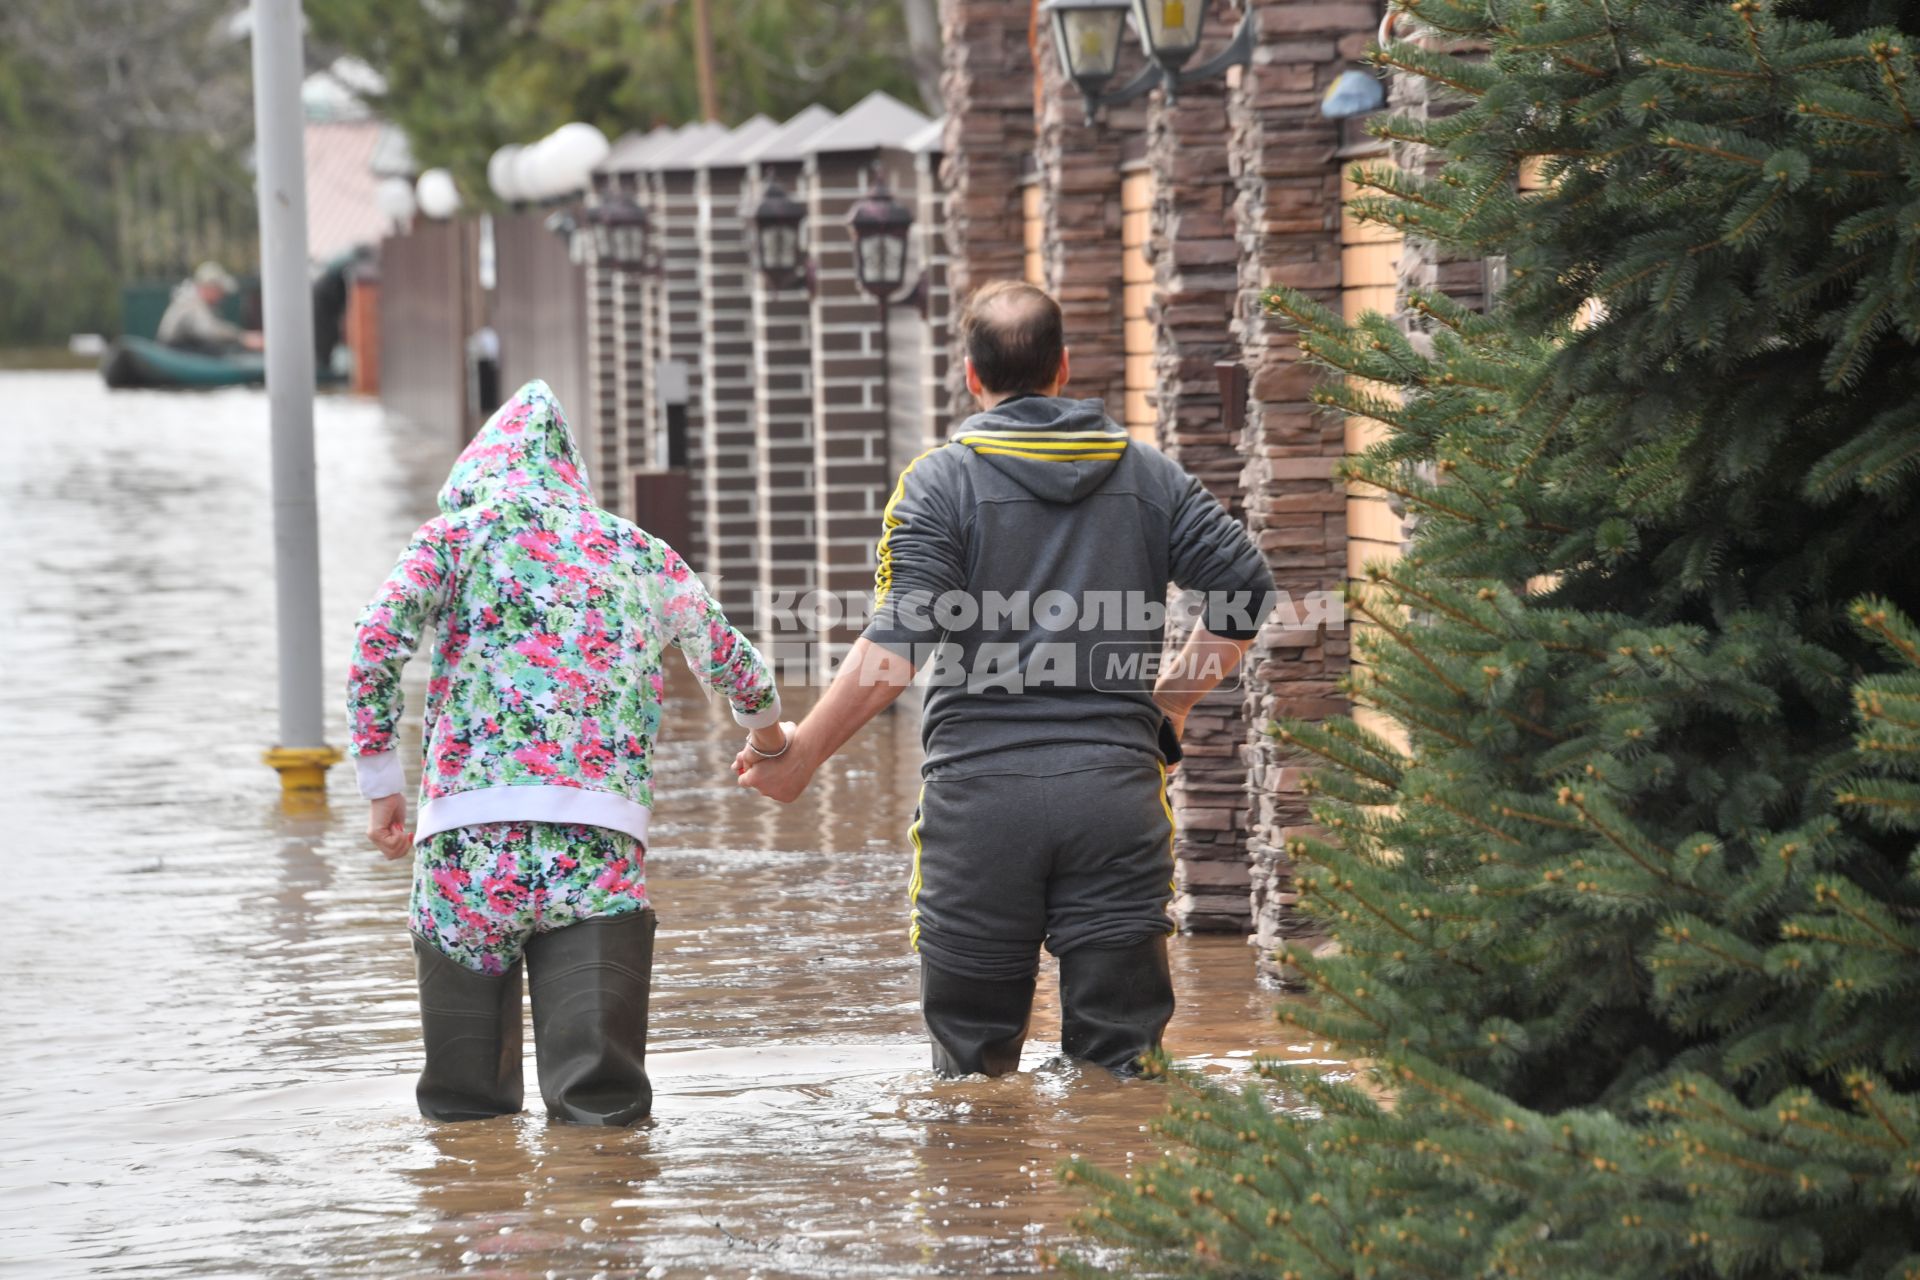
top-left (347, 380), bottom-right (785, 1125)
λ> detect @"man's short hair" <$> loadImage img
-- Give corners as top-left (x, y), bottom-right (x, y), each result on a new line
top-left (960, 281), bottom-right (1065, 395)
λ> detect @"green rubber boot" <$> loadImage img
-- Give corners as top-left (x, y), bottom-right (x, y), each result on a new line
top-left (920, 960), bottom-right (1036, 1078)
top-left (413, 935), bottom-right (525, 1122)
top-left (1059, 936), bottom-right (1175, 1076)
top-left (525, 909), bottom-right (657, 1126)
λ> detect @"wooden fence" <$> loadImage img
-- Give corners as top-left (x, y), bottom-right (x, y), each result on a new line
top-left (492, 213), bottom-right (592, 449)
top-left (378, 218), bottom-right (481, 438)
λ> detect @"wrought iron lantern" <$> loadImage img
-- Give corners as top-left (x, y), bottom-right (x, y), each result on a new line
top-left (590, 195), bottom-right (651, 274)
top-left (1043, 0), bottom-right (1131, 105)
top-left (846, 182), bottom-right (915, 302)
top-left (1044, 0), bottom-right (1253, 118)
top-left (1129, 0), bottom-right (1206, 73)
top-left (749, 180), bottom-right (810, 291)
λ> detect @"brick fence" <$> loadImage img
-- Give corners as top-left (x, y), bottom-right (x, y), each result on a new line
top-left (379, 0), bottom-right (1399, 971)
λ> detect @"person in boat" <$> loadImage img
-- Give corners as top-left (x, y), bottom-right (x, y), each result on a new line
top-left (735, 281), bottom-right (1275, 1079)
top-left (156, 261), bottom-right (263, 355)
top-left (346, 379), bottom-right (784, 1125)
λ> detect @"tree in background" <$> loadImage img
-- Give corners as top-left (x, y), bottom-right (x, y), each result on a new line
top-left (0, 0), bottom-right (254, 346)
top-left (305, 0), bottom-right (935, 203)
top-left (1067, 1), bottom-right (1920, 1274)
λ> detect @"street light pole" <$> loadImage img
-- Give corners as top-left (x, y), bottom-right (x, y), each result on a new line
top-left (250, 0), bottom-right (340, 795)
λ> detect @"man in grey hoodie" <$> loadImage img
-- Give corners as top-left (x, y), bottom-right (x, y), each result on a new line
top-left (736, 281), bottom-right (1274, 1077)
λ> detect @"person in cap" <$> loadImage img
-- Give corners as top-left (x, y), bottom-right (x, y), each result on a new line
top-left (156, 261), bottom-right (263, 355)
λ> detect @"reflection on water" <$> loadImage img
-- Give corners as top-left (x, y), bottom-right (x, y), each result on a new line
top-left (0, 373), bottom-right (1334, 1278)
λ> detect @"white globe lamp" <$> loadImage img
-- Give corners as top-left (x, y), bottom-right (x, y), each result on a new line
top-left (415, 168), bottom-right (462, 220)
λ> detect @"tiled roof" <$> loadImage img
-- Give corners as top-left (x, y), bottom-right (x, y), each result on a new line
top-left (305, 120), bottom-right (389, 262)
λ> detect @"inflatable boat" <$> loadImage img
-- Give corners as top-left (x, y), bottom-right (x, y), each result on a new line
top-left (100, 336), bottom-right (267, 390)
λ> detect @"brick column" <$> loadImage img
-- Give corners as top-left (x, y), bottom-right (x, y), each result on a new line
top-left (613, 177), bottom-right (652, 508)
top-left (806, 148), bottom-right (901, 671)
top-left (585, 253), bottom-right (619, 503)
top-left (1229, 0), bottom-right (1376, 977)
top-left (597, 129), bottom-right (671, 516)
top-left (745, 165), bottom-right (821, 658)
top-left (912, 136), bottom-right (954, 444)
top-left (642, 125), bottom-right (726, 566)
top-left (1034, 19), bottom-right (1146, 415)
top-left (938, 0), bottom-right (1035, 421)
top-left (743, 106), bottom-right (838, 657)
top-left (1147, 5), bottom-right (1256, 933)
top-left (694, 123), bottom-right (775, 621)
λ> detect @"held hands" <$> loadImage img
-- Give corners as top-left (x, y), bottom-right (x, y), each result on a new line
top-left (366, 793), bottom-right (412, 860)
top-left (733, 721), bottom-right (815, 803)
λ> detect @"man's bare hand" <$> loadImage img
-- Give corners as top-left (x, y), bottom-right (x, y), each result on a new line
top-left (367, 794), bottom-right (412, 860)
top-left (733, 721), bottom-right (815, 803)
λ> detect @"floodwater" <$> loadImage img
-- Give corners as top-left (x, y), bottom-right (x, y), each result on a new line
top-left (0, 372), bottom-right (1329, 1279)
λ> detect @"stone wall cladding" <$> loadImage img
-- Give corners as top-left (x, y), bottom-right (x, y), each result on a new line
top-left (746, 159), bottom-right (821, 654)
top-left (1034, 21), bottom-right (1145, 417)
top-left (696, 163), bottom-right (761, 622)
top-left (1230, 0), bottom-right (1378, 979)
top-left (1147, 5), bottom-right (1255, 934)
top-left (937, 0), bottom-right (1035, 423)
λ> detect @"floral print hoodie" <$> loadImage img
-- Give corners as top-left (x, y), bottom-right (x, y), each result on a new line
top-left (347, 380), bottom-right (779, 845)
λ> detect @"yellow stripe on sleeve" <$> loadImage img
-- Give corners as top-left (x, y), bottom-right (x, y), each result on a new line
top-left (873, 445), bottom-right (949, 609)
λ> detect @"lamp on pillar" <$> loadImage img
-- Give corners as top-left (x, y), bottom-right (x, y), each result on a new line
top-left (749, 180), bottom-right (812, 294)
top-left (844, 177), bottom-right (926, 429)
top-left (1044, 0), bottom-right (1255, 117)
top-left (1042, 0), bottom-right (1141, 122)
top-left (846, 181), bottom-right (922, 307)
top-left (588, 195), bottom-right (656, 275)
top-left (1129, 0), bottom-right (1206, 71)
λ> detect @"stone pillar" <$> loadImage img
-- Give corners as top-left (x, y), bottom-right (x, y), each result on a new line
top-left (695, 120), bottom-right (777, 623)
top-left (1146, 4), bottom-right (1256, 933)
top-left (1034, 19), bottom-right (1146, 416)
top-left (938, 0), bottom-right (1035, 421)
top-left (1229, 0), bottom-right (1376, 978)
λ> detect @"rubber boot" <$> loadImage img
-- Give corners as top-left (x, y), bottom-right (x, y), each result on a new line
top-left (1059, 936), bottom-right (1176, 1076)
top-left (413, 934), bottom-right (525, 1122)
top-left (525, 909), bottom-right (656, 1126)
top-left (919, 959), bottom-right (1036, 1077)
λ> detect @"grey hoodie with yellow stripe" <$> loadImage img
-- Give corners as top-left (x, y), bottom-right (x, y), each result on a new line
top-left (861, 394), bottom-right (1276, 775)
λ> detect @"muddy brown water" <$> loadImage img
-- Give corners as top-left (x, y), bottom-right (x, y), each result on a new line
top-left (0, 373), bottom-right (1337, 1279)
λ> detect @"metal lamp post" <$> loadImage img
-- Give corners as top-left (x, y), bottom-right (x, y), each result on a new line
top-left (250, 0), bottom-right (340, 797)
top-left (749, 181), bottom-right (811, 293)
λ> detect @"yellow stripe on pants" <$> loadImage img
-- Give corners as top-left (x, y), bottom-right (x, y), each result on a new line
top-left (906, 786), bottom-right (926, 950)
top-left (1158, 761), bottom-right (1178, 932)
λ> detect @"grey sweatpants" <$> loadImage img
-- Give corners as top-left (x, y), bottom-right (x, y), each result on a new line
top-left (909, 747), bottom-right (1176, 982)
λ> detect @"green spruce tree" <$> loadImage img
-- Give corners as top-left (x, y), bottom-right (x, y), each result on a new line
top-left (1067, 2), bottom-right (1920, 1275)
